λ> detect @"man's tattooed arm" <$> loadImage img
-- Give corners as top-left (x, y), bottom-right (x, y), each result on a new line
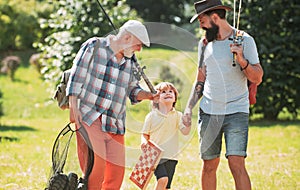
top-left (182, 67), bottom-right (206, 127)
top-left (182, 80), bottom-right (204, 127)
top-left (187, 81), bottom-right (204, 110)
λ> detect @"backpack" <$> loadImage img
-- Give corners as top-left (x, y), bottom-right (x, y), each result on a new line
top-left (53, 70), bottom-right (71, 110)
top-left (53, 39), bottom-right (100, 110)
top-left (233, 30), bottom-right (257, 105)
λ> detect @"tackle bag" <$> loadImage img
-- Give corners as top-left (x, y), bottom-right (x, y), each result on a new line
top-left (53, 70), bottom-right (71, 110)
top-left (248, 81), bottom-right (257, 105)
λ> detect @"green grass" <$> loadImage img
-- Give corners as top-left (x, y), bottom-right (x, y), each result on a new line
top-left (0, 49), bottom-right (300, 190)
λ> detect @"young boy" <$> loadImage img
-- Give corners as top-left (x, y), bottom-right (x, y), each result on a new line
top-left (141, 82), bottom-right (191, 190)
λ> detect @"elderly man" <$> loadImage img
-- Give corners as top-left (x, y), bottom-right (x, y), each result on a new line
top-left (67, 20), bottom-right (158, 190)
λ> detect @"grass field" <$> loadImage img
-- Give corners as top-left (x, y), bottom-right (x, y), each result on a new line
top-left (0, 49), bottom-right (299, 190)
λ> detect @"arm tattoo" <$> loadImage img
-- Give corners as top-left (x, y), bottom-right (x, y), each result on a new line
top-left (187, 81), bottom-right (204, 109)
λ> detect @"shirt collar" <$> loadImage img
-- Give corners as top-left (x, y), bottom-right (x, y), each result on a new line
top-left (154, 107), bottom-right (176, 117)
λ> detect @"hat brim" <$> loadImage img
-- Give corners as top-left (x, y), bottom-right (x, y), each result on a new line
top-left (190, 5), bottom-right (232, 23)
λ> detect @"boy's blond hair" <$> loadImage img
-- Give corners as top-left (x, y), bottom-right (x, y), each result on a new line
top-left (153, 82), bottom-right (179, 109)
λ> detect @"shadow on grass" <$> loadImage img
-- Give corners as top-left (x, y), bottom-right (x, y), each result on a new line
top-left (0, 125), bottom-right (37, 143)
top-left (0, 74), bottom-right (30, 85)
top-left (0, 136), bottom-right (19, 142)
top-left (250, 119), bottom-right (300, 128)
top-left (0, 125), bottom-right (37, 132)
top-left (11, 77), bottom-right (30, 84)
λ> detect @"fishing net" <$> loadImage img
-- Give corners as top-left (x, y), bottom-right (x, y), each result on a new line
top-left (45, 123), bottom-right (94, 190)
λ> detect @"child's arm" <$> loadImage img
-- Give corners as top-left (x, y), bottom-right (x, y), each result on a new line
top-left (141, 112), bottom-right (152, 149)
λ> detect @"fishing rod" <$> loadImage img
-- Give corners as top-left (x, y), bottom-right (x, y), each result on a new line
top-left (95, 0), bottom-right (156, 94)
top-left (232, 0), bottom-right (243, 67)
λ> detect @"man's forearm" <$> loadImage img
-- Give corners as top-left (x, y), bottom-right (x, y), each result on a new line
top-left (69, 95), bottom-right (78, 109)
top-left (136, 90), bottom-right (153, 101)
top-left (186, 81), bottom-right (204, 110)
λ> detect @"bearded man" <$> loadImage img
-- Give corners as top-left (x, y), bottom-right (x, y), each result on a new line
top-left (183, 1), bottom-right (263, 189)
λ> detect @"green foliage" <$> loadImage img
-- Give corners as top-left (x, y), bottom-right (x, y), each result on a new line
top-left (0, 0), bottom-right (47, 50)
top-left (0, 65), bottom-right (300, 189)
top-left (127, 0), bottom-right (195, 25)
top-left (158, 65), bottom-right (184, 92)
top-left (35, 0), bottom-right (138, 85)
top-left (238, 0), bottom-right (300, 120)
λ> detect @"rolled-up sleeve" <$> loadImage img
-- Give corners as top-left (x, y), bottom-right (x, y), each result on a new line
top-left (129, 87), bottom-right (142, 105)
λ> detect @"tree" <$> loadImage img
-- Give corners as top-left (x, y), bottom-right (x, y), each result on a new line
top-left (35, 0), bottom-right (138, 85)
top-left (158, 65), bottom-right (183, 92)
top-left (0, 0), bottom-right (47, 51)
top-left (127, 0), bottom-right (195, 25)
top-left (238, 0), bottom-right (300, 119)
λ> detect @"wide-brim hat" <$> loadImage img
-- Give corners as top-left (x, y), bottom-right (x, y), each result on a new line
top-left (190, 0), bottom-right (232, 23)
top-left (121, 20), bottom-right (150, 47)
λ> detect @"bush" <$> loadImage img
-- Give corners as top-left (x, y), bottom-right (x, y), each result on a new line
top-left (158, 65), bottom-right (183, 92)
top-left (240, 0), bottom-right (300, 120)
top-left (35, 0), bottom-right (139, 86)
top-left (0, 0), bottom-right (43, 50)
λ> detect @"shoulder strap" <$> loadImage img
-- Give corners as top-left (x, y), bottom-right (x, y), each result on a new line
top-left (199, 38), bottom-right (208, 68)
top-left (88, 39), bottom-right (100, 67)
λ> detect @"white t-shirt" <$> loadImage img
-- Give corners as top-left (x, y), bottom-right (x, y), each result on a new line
top-left (199, 30), bottom-right (260, 114)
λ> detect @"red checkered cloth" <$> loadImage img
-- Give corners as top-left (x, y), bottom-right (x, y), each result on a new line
top-left (129, 141), bottom-right (163, 189)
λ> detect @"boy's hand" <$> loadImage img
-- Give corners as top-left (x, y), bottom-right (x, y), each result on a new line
top-left (141, 143), bottom-right (148, 152)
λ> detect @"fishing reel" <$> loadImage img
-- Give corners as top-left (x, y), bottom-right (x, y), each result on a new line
top-left (232, 34), bottom-right (243, 46)
top-left (132, 65), bottom-right (146, 82)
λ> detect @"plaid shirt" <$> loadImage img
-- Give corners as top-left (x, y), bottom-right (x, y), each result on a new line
top-left (66, 36), bottom-right (142, 134)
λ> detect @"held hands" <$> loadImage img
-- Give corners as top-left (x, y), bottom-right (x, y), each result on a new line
top-left (183, 108), bottom-right (192, 127)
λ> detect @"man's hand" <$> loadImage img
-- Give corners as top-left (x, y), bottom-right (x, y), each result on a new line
top-left (136, 90), bottom-right (160, 102)
top-left (230, 43), bottom-right (264, 85)
top-left (140, 143), bottom-right (148, 152)
top-left (69, 96), bottom-right (82, 125)
top-left (151, 92), bottom-right (160, 104)
top-left (230, 43), bottom-right (244, 62)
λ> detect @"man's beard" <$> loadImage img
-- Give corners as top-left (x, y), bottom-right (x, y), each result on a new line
top-left (203, 21), bottom-right (219, 42)
top-left (123, 48), bottom-right (134, 58)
